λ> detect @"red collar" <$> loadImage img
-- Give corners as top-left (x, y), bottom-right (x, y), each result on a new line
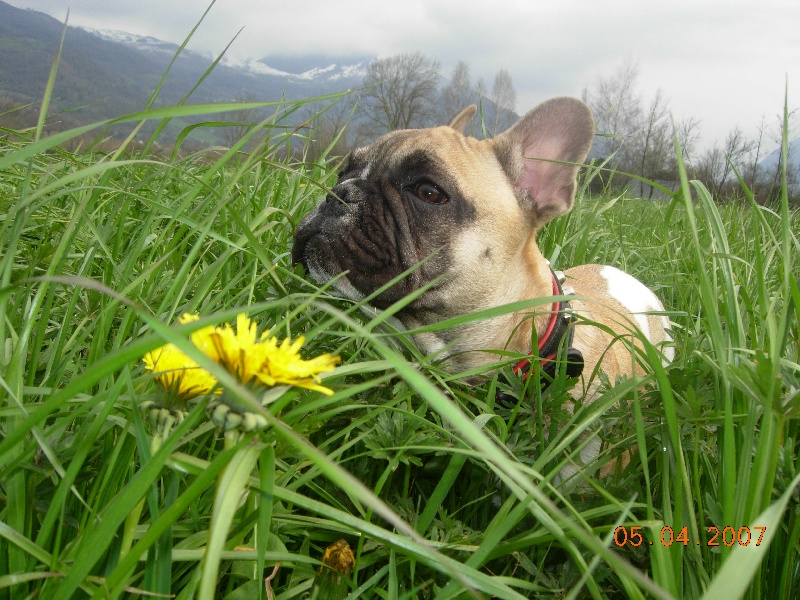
top-left (498, 269), bottom-right (583, 403)
top-left (534, 273), bottom-right (562, 353)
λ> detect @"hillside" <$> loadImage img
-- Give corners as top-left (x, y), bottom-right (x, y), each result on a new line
top-left (0, 2), bottom-right (525, 151)
top-left (0, 1), bottom-right (369, 142)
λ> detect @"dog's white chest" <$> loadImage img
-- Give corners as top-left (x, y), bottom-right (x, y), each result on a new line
top-left (598, 265), bottom-right (673, 361)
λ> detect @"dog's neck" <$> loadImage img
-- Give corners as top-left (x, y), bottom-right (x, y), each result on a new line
top-left (403, 235), bottom-right (556, 373)
top-left (516, 233), bottom-right (560, 345)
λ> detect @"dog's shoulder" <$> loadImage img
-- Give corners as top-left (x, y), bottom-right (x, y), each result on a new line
top-left (564, 264), bottom-right (673, 360)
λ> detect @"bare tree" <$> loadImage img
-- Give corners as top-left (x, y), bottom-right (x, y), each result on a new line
top-left (359, 53), bottom-right (441, 134)
top-left (304, 95), bottom-right (362, 164)
top-left (697, 127), bottom-right (753, 199)
top-left (441, 61), bottom-right (473, 124)
top-left (490, 68), bottom-right (517, 135)
top-left (220, 96), bottom-right (261, 148)
top-left (745, 114), bottom-right (770, 198)
top-left (674, 115), bottom-right (702, 173)
top-left (766, 108), bottom-right (799, 198)
top-left (696, 146), bottom-right (723, 196)
top-left (582, 58), bottom-right (641, 168)
top-left (719, 127), bottom-right (753, 197)
top-left (632, 89), bottom-right (670, 196)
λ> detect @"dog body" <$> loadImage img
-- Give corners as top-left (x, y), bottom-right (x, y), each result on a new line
top-left (292, 98), bottom-right (672, 396)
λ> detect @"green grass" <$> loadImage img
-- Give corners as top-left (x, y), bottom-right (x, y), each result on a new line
top-left (1, 81), bottom-right (800, 599)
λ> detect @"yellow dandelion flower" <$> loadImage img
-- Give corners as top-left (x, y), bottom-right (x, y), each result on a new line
top-left (142, 315), bottom-right (219, 401)
top-left (142, 312), bottom-right (339, 435)
top-left (256, 335), bottom-right (340, 395)
top-left (200, 313), bottom-right (338, 395)
top-left (204, 313), bottom-right (273, 385)
top-left (142, 314), bottom-right (220, 436)
top-left (178, 313), bottom-right (221, 362)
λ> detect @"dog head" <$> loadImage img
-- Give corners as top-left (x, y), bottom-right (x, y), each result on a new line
top-left (292, 98), bottom-right (594, 356)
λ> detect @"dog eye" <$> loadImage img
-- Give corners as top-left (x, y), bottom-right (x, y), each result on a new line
top-left (412, 181), bottom-right (448, 204)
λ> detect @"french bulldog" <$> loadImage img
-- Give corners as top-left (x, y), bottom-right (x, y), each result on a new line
top-left (292, 97), bottom-right (673, 402)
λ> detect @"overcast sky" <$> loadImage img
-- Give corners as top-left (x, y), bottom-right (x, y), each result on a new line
top-left (7, 0), bottom-right (799, 151)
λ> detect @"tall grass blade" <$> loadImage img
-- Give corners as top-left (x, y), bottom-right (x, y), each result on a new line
top-left (700, 472), bottom-right (800, 600)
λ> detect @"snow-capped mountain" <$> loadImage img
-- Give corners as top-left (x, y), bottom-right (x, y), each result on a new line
top-left (80, 27), bottom-right (185, 57)
top-left (0, 0), bottom-right (375, 142)
top-left (80, 27), bottom-right (370, 84)
top-left (224, 56), bottom-right (370, 82)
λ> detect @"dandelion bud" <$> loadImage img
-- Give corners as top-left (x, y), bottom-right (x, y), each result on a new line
top-left (312, 539), bottom-right (355, 599)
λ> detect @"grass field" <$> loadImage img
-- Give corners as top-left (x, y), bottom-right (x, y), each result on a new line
top-left (1, 83), bottom-right (799, 600)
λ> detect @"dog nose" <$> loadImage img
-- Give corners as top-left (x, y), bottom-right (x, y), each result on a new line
top-left (327, 179), bottom-right (368, 205)
top-left (328, 182), bottom-right (352, 204)
top-left (327, 184), bottom-right (346, 204)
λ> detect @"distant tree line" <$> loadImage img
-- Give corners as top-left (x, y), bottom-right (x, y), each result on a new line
top-left (582, 59), bottom-right (798, 204)
top-left (303, 53), bottom-right (518, 162)
top-left (0, 93), bottom-right (40, 133)
top-left (358, 53), bottom-right (517, 136)
top-left (303, 54), bottom-right (797, 205)
top-left (4, 47), bottom-right (796, 205)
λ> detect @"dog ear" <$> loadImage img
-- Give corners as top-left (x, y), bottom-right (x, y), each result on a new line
top-left (448, 105), bottom-right (477, 134)
top-left (493, 97), bottom-right (594, 224)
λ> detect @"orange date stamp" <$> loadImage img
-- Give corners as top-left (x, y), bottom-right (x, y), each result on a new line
top-left (613, 526), bottom-right (767, 547)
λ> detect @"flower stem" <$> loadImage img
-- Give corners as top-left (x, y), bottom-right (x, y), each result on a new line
top-left (119, 429), bottom-right (166, 558)
top-left (198, 438), bottom-right (261, 600)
